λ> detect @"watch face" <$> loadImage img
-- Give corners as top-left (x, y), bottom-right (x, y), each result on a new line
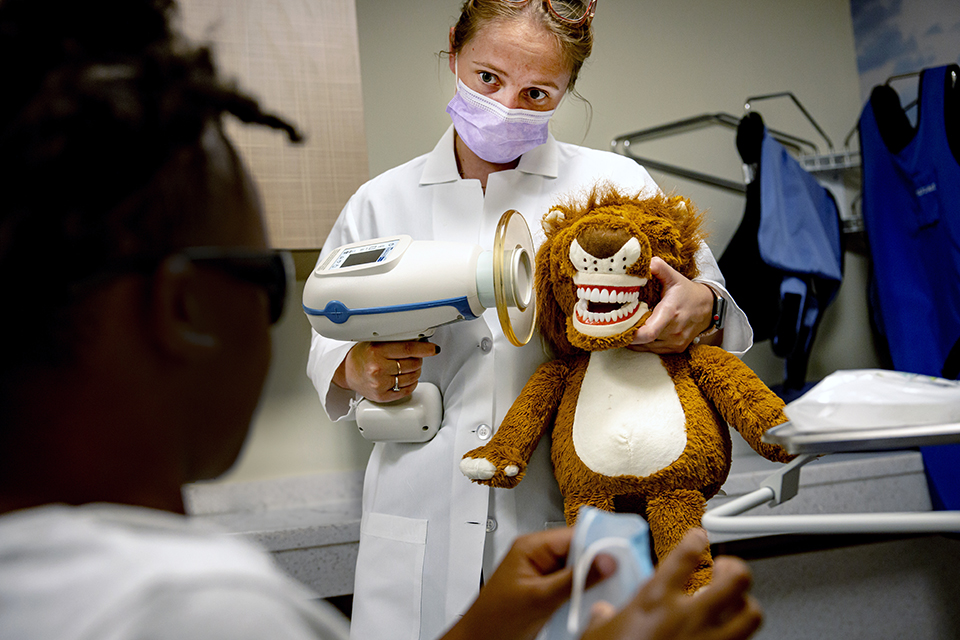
top-left (715, 294), bottom-right (726, 329)
top-left (709, 288), bottom-right (726, 330)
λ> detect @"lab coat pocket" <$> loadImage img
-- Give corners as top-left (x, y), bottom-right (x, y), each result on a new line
top-left (351, 512), bottom-right (427, 640)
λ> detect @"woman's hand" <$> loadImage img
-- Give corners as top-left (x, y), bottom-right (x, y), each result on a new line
top-left (332, 340), bottom-right (440, 402)
top-left (630, 257), bottom-right (717, 353)
top-left (581, 529), bottom-right (763, 640)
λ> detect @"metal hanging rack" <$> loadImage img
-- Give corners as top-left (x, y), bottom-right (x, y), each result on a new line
top-left (611, 91), bottom-right (863, 236)
top-left (742, 92), bottom-right (862, 176)
top-left (740, 92), bottom-right (865, 235)
top-left (611, 112), bottom-right (817, 194)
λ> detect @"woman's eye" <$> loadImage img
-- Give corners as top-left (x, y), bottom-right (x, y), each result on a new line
top-left (479, 71), bottom-right (496, 85)
top-left (528, 88), bottom-right (548, 101)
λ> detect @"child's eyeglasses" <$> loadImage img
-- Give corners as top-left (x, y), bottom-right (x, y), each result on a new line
top-left (178, 248), bottom-right (293, 325)
top-left (77, 247), bottom-right (292, 325)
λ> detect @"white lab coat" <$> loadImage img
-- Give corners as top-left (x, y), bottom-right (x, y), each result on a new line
top-left (307, 126), bottom-right (752, 640)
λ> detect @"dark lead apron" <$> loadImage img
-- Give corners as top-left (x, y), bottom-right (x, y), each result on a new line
top-left (720, 113), bottom-right (842, 393)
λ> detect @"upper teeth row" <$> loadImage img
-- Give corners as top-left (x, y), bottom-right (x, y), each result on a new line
top-left (577, 287), bottom-right (640, 304)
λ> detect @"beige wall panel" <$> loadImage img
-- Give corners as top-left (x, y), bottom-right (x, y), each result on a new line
top-left (177, 0), bottom-right (368, 249)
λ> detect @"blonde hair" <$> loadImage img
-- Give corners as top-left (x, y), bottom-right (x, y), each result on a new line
top-left (447, 0), bottom-right (594, 93)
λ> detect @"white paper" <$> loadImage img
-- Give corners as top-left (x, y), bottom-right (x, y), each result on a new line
top-left (784, 369), bottom-right (960, 433)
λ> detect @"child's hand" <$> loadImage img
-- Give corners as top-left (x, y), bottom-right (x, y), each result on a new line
top-left (445, 527), bottom-right (614, 640)
top-left (581, 529), bottom-right (763, 640)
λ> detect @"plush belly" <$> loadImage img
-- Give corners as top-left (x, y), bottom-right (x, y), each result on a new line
top-left (572, 350), bottom-right (686, 477)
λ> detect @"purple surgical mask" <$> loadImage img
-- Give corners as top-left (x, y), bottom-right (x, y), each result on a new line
top-left (446, 77), bottom-right (555, 164)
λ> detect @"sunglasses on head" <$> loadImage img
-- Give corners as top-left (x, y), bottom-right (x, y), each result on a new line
top-left (176, 247), bottom-right (293, 325)
top-left (499, 0), bottom-right (597, 27)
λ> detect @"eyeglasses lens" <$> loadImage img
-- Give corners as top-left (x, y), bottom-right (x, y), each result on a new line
top-left (184, 250), bottom-right (291, 325)
top-left (499, 0), bottom-right (596, 26)
top-left (547, 0), bottom-right (594, 24)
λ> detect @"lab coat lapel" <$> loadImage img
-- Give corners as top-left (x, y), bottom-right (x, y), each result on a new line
top-left (516, 132), bottom-right (559, 179)
top-left (484, 135), bottom-right (560, 248)
top-left (422, 125), bottom-right (485, 244)
top-left (419, 127), bottom-right (561, 244)
top-left (420, 126), bottom-right (460, 185)
top-left (435, 183), bottom-right (484, 244)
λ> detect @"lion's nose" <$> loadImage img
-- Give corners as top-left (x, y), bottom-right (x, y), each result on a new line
top-left (574, 227), bottom-right (634, 259)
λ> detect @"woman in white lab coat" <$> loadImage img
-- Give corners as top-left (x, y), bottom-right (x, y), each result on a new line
top-left (307, 2), bottom-right (753, 639)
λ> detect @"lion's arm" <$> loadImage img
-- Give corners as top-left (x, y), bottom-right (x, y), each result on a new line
top-left (460, 359), bottom-right (569, 487)
top-left (687, 345), bottom-right (795, 463)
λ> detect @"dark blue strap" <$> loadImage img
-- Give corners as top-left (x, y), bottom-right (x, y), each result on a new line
top-left (303, 296), bottom-right (478, 324)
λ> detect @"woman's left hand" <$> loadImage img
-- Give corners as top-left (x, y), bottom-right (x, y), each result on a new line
top-left (630, 257), bottom-right (716, 353)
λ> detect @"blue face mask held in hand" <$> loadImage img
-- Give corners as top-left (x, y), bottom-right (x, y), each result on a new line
top-left (538, 506), bottom-right (655, 640)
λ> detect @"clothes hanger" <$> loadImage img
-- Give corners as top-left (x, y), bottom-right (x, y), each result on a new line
top-left (843, 66), bottom-right (958, 148)
top-left (612, 112), bottom-right (817, 194)
top-left (742, 92), bottom-right (834, 151)
top-left (842, 71), bottom-right (921, 149)
top-left (887, 71), bottom-right (922, 114)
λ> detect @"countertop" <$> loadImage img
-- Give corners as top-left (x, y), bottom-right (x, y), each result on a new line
top-left (184, 449), bottom-right (934, 598)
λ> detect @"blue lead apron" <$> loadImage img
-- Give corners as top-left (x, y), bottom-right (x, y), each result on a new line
top-left (859, 64), bottom-right (960, 510)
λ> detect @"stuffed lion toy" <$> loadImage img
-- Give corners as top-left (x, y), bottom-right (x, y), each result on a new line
top-left (460, 185), bottom-right (794, 591)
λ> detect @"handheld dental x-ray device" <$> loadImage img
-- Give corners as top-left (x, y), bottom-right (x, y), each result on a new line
top-left (302, 210), bottom-right (537, 443)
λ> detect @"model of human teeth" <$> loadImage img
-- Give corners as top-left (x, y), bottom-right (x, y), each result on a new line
top-left (573, 285), bottom-right (649, 335)
top-left (569, 237), bottom-right (650, 337)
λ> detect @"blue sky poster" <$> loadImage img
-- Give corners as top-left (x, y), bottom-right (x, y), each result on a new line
top-left (851, 0), bottom-right (960, 106)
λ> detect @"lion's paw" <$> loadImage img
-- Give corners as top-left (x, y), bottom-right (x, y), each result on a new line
top-left (460, 457), bottom-right (497, 480)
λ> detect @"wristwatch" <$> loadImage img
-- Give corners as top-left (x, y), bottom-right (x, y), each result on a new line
top-left (699, 285), bottom-right (726, 337)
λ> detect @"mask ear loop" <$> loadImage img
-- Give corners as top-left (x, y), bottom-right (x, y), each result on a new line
top-left (565, 506), bottom-right (603, 637)
top-left (567, 538), bottom-right (633, 636)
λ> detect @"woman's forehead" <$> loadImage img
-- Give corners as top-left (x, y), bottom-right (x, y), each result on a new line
top-left (466, 17), bottom-right (571, 77)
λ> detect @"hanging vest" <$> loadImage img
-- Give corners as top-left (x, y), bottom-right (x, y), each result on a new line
top-left (720, 113), bottom-right (842, 393)
top-left (859, 63), bottom-right (960, 510)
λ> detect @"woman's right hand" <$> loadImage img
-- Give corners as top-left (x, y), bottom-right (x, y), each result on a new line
top-left (332, 340), bottom-right (441, 402)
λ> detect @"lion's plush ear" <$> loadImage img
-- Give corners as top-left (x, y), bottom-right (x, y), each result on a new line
top-left (542, 208), bottom-right (566, 236)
